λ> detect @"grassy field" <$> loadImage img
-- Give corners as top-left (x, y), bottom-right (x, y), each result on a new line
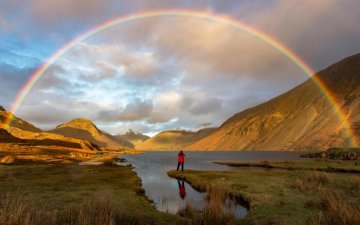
top-left (0, 163), bottom-right (179, 225)
top-left (168, 163), bottom-right (360, 225)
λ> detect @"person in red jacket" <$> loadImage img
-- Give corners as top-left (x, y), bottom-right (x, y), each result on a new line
top-left (177, 150), bottom-right (185, 172)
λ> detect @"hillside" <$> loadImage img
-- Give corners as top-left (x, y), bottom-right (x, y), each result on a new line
top-left (114, 129), bottom-right (149, 148)
top-left (0, 106), bottom-right (42, 132)
top-left (188, 53), bottom-right (360, 150)
top-left (48, 118), bottom-right (129, 150)
top-left (136, 128), bottom-right (216, 150)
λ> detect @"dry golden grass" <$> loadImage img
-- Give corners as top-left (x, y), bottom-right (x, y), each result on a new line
top-left (307, 188), bottom-right (360, 225)
top-left (293, 171), bottom-right (333, 193)
top-left (291, 171), bottom-right (360, 225)
top-left (0, 192), bottom-right (157, 225)
top-left (0, 193), bottom-right (53, 225)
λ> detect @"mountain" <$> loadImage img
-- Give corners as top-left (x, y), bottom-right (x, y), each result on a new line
top-left (0, 111), bottom-right (101, 151)
top-left (188, 53), bottom-right (360, 151)
top-left (0, 107), bottom-right (42, 133)
top-left (136, 128), bottom-right (216, 150)
top-left (0, 128), bottom-right (22, 143)
top-left (0, 113), bottom-right (103, 163)
top-left (114, 129), bottom-right (149, 148)
top-left (48, 118), bottom-right (129, 149)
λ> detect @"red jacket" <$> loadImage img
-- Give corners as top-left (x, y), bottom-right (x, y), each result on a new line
top-left (178, 152), bottom-right (185, 163)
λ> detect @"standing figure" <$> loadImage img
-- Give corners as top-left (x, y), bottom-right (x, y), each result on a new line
top-left (177, 150), bottom-right (185, 172)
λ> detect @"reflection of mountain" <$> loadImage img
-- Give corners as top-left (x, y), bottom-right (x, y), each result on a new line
top-left (48, 118), bottom-right (129, 149)
top-left (114, 129), bottom-right (149, 149)
top-left (188, 53), bottom-right (360, 150)
top-left (136, 128), bottom-right (216, 150)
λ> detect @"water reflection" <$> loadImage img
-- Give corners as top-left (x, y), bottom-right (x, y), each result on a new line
top-left (178, 180), bottom-right (186, 199)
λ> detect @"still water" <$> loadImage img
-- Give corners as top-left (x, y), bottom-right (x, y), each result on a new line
top-left (123, 151), bottom-right (308, 218)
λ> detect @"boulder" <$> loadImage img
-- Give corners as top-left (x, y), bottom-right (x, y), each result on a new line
top-left (0, 155), bottom-right (15, 164)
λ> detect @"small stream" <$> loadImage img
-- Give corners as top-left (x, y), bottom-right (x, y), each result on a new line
top-left (123, 151), bottom-right (309, 218)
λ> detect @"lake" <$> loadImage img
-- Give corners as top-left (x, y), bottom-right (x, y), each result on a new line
top-left (123, 151), bottom-right (310, 218)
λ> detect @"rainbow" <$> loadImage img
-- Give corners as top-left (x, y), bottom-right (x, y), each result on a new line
top-left (4, 10), bottom-right (358, 146)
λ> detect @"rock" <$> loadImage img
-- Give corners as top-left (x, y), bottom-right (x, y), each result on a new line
top-left (0, 155), bottom-right (15, 164)
top-left (0, 106), bottom-right (5, 112)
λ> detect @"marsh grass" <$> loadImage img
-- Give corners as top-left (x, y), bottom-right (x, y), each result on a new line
top-left (0, 192), bottom-right (53, 225)
top-left (292, 171), bottom-right (360, 225)
top-left (307, 188), bottom-right (360, 225)
top-left (178, 183), bottom-right (237, 225)
top-left (293, 171), bottom-right (333, 193)
top-left (0, 192), bottom-right (157, 225)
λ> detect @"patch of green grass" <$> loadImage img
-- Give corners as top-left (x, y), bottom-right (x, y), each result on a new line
top-left (0, 164), bottom-right (179, 225)
top-left (168, 168), bottom-right (360, 225)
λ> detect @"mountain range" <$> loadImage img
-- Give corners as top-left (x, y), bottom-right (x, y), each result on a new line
top-left (135, 128), bottom-right (216, 150)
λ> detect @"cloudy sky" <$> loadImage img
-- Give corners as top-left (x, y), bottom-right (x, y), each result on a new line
top-left (1, 0), bottom-right (360, 136)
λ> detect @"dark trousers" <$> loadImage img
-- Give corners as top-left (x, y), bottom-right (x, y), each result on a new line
top-left (177, 162), bottom-right (184, 171)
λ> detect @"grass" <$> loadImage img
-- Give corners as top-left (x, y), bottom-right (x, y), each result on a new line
top-left (292, 171), bottom-right (360, 225)
top-left (168, 168), bottom-right (360, 225)
top-left (213, 159), bottom-right (360, 173)
top-left (0, 164), bottom-right (179, 225)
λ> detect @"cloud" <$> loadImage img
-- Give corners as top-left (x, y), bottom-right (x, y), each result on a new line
top-left (0, 64), bottom-right (34, 109)
top-left (97, 99), bottom-right (153, 122)
top-left (248, 0), bottom-right (360, 69)
top-left (3, 0), bottom-right (360, 136)
top-left (30, 0), bottom-right (117, 23)
top-left (188, 97), bottom-right (222, 115)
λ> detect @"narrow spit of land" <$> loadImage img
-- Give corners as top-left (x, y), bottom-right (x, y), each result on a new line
top-left (168, 159), bottom-right (360, 225)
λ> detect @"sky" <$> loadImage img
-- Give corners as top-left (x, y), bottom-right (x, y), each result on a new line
top-left (1, 0), bottom-right (360, 136)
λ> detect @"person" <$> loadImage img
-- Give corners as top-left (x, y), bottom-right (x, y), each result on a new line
top-left (177, 150), bottom-right (185, 172)
top-left (178, 179), bottom-right (186, 199)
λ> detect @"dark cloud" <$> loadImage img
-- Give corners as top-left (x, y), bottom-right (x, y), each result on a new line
top-left (183, 96), bottom-right (222, 115)
top-left (97, 99), bottom-right (153, 122)
top-left (190, 98), bottom-right (222, 115)
top-left (0, 64), bottom-right (34, 109)
top-left (19, 105), bottom-right (74, 128)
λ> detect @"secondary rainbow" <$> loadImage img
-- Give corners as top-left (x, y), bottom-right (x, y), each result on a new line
top-left (5, 10), bottom-right (357, 146)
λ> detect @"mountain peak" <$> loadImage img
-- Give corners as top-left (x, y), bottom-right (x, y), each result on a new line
top-left (0, 106), bottom-right (6, 112)
top-left (55, 118), bottom-right (102, 136)
top-left (57, 118), bottom-right (95, 127)
top-left (125, 129), bottom-right (141, 136)
top-left (50, 118), bottom-right (127, 149)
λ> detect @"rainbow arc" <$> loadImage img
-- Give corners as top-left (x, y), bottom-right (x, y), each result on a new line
top-left (3, 10), bottom-right (357, 146)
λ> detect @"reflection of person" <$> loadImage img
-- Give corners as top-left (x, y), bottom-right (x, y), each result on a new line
top-left (178, 180), bottom-right (186, 199)
top-left (177, 150), bottom-right (185, 172)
